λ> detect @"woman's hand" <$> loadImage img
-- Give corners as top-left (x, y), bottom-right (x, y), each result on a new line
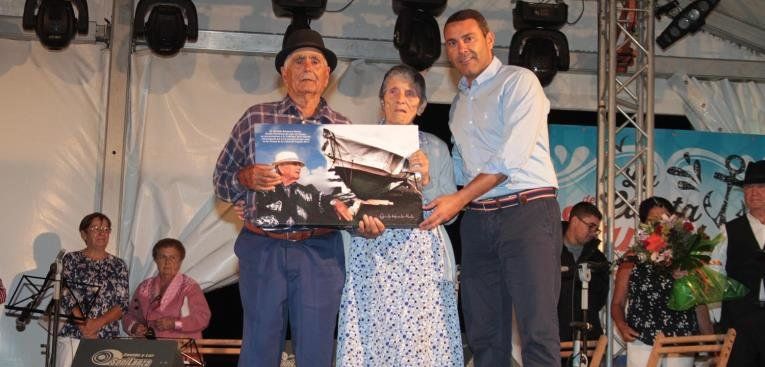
top-left (358, 214), bottom-right (385, 239)
top-left (615, 321), bottom-right (640, 342)
top-left (131, 323), bottom-right (148, 336)
top-left (672, 269), bottom-right (689, 279)
top-left (408, 150), bottom-right (430, 186)
top-left (154, 317), bottom-right (175, 331)
top-left (78, 318), bottom-right (101, 339)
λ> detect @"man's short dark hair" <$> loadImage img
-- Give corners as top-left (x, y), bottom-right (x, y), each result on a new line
top-left (152, 238), bottom-right (186, 260)
top-left (445, 9), bottom-right (490, 35)
top-left (570, 202), bottom-right (602, 221)
top-left (79, 212), bottom-right (111, 232)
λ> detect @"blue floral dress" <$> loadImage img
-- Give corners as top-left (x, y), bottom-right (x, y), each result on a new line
top-left (58, 251), bottom-right (130, 339)
top-left (336, 132), bottom-right (463, 367)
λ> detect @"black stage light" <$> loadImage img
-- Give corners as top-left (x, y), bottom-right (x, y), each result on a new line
top-left (272, 0), bottom-right (327, 19)
top-left (656, 0), bottom-right (719, 49)
top-left (22, 0), bottom-right (89, 50)
top-left (392, 0), bottom-right (446, 71)
top-left (272, 0), bottom-right (326, 44)
top-left (508, 1), bottom-right (569, 87)
top-left (134, 0), bottom-right (198, 56)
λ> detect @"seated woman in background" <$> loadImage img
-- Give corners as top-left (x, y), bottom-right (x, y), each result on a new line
top-left (123, 238), bottom-right (211, 339)
top-left (57, 212), bottom-right (129, 367)
top-left (611, 197), bottom-right (713, 367)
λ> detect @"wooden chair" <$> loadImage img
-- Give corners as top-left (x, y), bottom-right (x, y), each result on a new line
top-left (195, 338), bottom-right (242, 355)
top-left (647, 328), bottom-right (737, 367)
top-left (560, 334), bottom-right (608, 366)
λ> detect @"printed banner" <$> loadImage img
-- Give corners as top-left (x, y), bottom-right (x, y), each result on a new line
top-left (550, 125), bottom-right (765, 252)
top-left (252, 124), bottom-right (423, 228)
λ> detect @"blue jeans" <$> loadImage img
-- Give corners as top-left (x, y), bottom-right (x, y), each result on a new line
top-left (460, 197), bottom-right (562, 367)
top-left (235, 228), bottom-right (345, 367)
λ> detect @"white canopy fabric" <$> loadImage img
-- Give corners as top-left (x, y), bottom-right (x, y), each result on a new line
top-left (668, 73), bottom-right (765, 133)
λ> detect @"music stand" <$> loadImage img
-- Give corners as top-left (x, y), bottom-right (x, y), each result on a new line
top-left (5, 263), bottom-right (99, 367)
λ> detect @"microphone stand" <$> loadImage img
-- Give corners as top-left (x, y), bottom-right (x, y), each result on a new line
top-left (44, 253), bottom-right (65, 367)
top-left (570, 263), bottom-right (592, 367)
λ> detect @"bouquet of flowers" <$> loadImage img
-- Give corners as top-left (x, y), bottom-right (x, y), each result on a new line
top-left (631, 214), bottom-right (748, 311)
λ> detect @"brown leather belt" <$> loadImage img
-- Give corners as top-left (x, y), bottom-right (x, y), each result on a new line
top-left (467, 187), bottom-right (557, 212)
top-left (244, 222), bottom-right (336, 242)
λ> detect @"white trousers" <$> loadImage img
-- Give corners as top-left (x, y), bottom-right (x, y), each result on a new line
top-left (627, 339), bottom-right (694, 367)
top-left (55, 336), bottom-right (80, 367)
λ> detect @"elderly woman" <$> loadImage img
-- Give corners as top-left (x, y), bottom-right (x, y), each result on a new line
top-left (123, 238), bottom-right (210, 339)
top-left (612, 197), bottom-right (713, 367)
top-left (335, 64), bottom-right (463, 366)
top-left (57, 212), bottom-right (129, 367)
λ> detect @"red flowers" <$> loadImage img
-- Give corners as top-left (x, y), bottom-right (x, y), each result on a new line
top-left (683, 221), bottom-right (694, 232)
top-left (644, 233), bottom-right (667, 252)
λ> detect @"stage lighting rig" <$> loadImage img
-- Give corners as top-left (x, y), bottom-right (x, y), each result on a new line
top-left (273, 0), bottom-right (327, 42)
top-left (508, 1), bottom-right (570, 87)
top-left (133, 0), bottom-right (198, 56)
top-left (22, 0), bottom-right (89, 50)
top-left (392, 0), bottom-right (447, 71)
top-left (656, 0), bottom-right (719, 49)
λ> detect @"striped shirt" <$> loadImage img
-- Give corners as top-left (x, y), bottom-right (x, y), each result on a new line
top-left (213, 95), bottom-right (351, 226)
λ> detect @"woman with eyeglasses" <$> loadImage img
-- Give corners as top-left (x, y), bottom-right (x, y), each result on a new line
top-left (56, 212), bottom-right (129, 367)
top-left (611, 197), bottom-right (713, 367)
top-left (123, 238), bottom-right (211, 339)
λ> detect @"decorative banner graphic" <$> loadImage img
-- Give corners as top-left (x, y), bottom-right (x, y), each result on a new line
top-left (550, 125), bottom-right (765, 253)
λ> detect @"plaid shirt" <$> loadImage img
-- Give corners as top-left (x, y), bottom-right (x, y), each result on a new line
top-left (213, 95), bottom-right (351, 225)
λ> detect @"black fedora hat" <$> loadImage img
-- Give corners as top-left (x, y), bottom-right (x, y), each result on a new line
top-left (744, 160), bottom-right (765, 186)
top-left (275, 29), bottom-right (337, 74)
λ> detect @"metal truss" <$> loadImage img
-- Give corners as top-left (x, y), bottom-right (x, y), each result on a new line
top-left (597, 0), bottom-right (656, 366)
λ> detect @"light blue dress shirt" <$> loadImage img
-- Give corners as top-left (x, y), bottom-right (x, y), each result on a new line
top-left (449, 57), bottom-right (558, 200)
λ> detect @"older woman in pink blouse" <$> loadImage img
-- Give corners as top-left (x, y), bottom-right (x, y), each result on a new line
top-left (123, 238), bottom-right (211, 339)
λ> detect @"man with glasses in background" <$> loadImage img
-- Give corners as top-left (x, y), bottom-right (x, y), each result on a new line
top-left (558, 202), bottom-right (608, 347)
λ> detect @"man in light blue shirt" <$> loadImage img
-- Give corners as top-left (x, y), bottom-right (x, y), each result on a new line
top-left (420, 9), bottom-right (562, 367)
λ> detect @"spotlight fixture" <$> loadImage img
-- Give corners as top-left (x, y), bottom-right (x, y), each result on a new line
top-left (133, 0), bottom-right (198, 56)
top-left (22, 0), bottom-right (89, 50)
top-left (392, 0), bottom-right (446, 71)
top-left (656, 0), bottom-right (719, 49)
top-left (508, 0), bottom-right (570, 87)
top-left (272, 0), bottom-right (326, 43)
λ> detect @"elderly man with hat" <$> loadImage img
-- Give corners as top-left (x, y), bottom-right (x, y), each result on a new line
top-left (254, 150), bottom-right (353, 226)
top-left (712, 159), bottom-right (765, 366)
top-left (213, 29), bottom-right (384, 367)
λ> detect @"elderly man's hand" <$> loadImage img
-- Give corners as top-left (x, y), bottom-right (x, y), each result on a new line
top-left (237, 164), bottom-right (282, 191)
top-left (357, 214), bottom-right (385, 239)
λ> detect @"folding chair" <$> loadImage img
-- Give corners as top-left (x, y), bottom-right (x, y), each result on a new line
top-left (647, 328), bottom-right (736, 367)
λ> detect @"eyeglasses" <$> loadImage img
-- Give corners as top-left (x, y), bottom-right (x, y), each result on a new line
top-left (87, 226), bottom-right (112, 233)
top-left (575, 216), bottom-right (601, 234)
top-left (156, 255), bottom-right (181, 263)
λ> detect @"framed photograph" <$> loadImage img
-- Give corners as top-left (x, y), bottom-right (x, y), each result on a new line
top-left (252, 123), bottom-right (423, 228)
